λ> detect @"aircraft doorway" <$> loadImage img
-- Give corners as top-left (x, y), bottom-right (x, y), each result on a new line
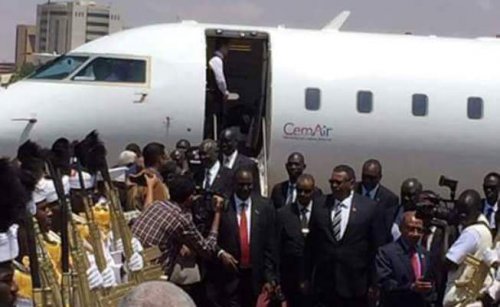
top-left (204, 29), bottom-right (270, 158)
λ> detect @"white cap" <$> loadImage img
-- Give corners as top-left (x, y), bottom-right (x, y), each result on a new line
top-left (32, 178), bottom-right (49, 204)
top-left (69, 171), bottom-right (95, 190)
top-left (118, 150), bottom-right (137, 166)
top-left (0, 224), bottom-right (19, 263)
top-left (62, 175), bottom-right (70, 195)
top-left (96, 167), bottom-right (128, 183)
top-left (44, 180), bottom-right (58, 203)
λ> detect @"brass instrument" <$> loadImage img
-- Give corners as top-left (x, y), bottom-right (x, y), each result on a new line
top-left (454, 255), bottom-right (493, 306)
top-left (33, 217), bottom-right (64, 307)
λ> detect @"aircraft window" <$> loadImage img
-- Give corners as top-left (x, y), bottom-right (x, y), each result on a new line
top-left (412, 94), bottom-right (428, 116)
top-left (305, 88), bottom-right (321, 111)
top-left (29, 56), bottom-right (88, 80)
top-left (467, 97), bottom-right (483, 119)
top-left (357, 91), bottom-right (373, 113)
top-left (73, 57), bottom-right (146, 83)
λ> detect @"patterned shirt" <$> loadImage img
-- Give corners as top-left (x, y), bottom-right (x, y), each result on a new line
top-left (132, 200), bottom-right (218, 274)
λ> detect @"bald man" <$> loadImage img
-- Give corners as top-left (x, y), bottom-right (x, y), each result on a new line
top-left (119, 281), bottom-right (195, 307)
top-left (376, 211), bottom-right (434, 307)
top-left (443, 190), bottom-right (492, 307)
top-left (271, 152), bottom-right (322, 209)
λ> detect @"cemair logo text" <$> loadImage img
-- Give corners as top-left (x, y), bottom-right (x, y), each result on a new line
top-left (283, 122), bottom-right (333, 141)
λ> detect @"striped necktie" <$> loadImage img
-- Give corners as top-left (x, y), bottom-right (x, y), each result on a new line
top-left (332, 202), bottom-right (343, 241)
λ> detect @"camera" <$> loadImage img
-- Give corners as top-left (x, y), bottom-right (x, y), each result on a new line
top-left (194, 185), bottom-right (229, 212)
top-left (415, 175), bottom-right (459, 226)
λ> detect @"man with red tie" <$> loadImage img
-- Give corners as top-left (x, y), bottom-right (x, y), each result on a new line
top-left (376, 211), bottom-right (434, 307)
top-left (206, 167), bottom-right (278, 307)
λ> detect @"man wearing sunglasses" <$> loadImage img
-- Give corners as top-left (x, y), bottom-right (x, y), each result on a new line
top-left (306, 164), bottom-right (386, 307)
top-left (355, 159), bottom-right (399, 244)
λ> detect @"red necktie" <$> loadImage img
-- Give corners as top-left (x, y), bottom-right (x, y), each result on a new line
top-left (239, 203), bottom-right (250, 267)
top-left (411, 251), bottom-right (421, 279)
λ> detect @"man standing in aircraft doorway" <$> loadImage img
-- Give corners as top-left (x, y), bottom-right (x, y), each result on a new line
top-left (206, 39), bottom-right (231, 139)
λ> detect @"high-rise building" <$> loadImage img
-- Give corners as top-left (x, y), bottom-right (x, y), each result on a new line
top-left (35, 0), bottom-right (122, 54)
top-left (15, 25), bottom-right (37, 69)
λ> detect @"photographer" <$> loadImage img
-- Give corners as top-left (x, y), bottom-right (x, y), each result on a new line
top-left (131, 174), bottom-right (237, 279)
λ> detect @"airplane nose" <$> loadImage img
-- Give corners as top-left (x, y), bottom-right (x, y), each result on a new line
top-left (0, 86), bottom-right (38, 157)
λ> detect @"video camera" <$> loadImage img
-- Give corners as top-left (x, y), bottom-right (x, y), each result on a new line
top-left (415, 175), bottom-right (459, 226)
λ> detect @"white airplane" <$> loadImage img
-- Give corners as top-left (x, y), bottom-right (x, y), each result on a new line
top-left (2, 13), bottom-right (500, 195)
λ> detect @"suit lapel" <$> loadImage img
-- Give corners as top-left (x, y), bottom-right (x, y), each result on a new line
top-left (250, 197), bottom-right (261, 258)
top-left (325, 195), bottom-right (337, 242)
top-left (396, 241), bottom-right (414, 279)
top-left (342, 194), bottom-right (359, 242)
top-left (228, 198), bottom-right (240, 246)
top-left (281, 182), bottom-right (289, 204)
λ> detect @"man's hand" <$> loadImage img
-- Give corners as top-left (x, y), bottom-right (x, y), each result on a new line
top-left (219, 251), bottom-right (238, 272)
top-left (212, 195), bottom-right (225, 213)
top-left (180, 245), bottom-right (192, 257)
top-left (262, 282), bottom-right (274, 294)
top-left (411, 279), bottom-right (433, 294)
top-left (145, 172), bottom-right (159, 188)
top-left (299, 280), bottom-right (310, 295)
top-left (223, 91), bottom-right (229, 103)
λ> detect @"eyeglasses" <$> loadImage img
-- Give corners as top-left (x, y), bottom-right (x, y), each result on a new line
top-left (297, 188), bottom-right (313, 194)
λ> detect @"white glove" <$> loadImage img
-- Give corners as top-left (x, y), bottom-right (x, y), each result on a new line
top-left (86, 264), bottom-right (103, 290)
top-left (126, 252), bottom-right (144, 272)
top-left (115, 237), bottom-right (143, 254)
top-left (101, 266), bottom-right (117, 288)
top-left (483, 248), bottom-right (498, 266)
top-left (114, 238), bottom-right (124, 254)
top-left (131, 237), bottom-right (143, 253)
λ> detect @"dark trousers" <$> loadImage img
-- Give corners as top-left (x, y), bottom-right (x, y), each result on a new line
top-left (206, 268), bottom-right (256, 307)
top-left (205, 91), bottom-right (224, 139)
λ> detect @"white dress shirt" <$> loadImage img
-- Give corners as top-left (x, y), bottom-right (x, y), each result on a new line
top-left (234, 195), bottom-right (252, 241)
top-left (446, 226), bottom-right (482, 265)
top-left (483, 200), bottom-right (498, 229)
top-left (286, 182), bottom-right (297, 205)
top-left (298, 201), bottom-right (313, 225)
top-left (361, 184), bottom-right (379, 200)
top-left (204, 161), bottom-right (221, 188)
top-left (331, 191), bottom-right (354, 240)
top-left (223, 150), bottom-right (238, 169)
top-left (208, 52), bottom-right (228, 95)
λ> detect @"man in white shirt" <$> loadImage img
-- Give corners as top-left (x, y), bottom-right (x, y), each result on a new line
top-left (206, 39), bottom-right (231, 138)
top-left (443, 190), bottom-right (492, 306)
top-left (482, 172), bottom-right (500, 235)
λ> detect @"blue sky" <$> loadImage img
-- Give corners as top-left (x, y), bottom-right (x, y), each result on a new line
top-left (1, 0), bottom-right (500, 62)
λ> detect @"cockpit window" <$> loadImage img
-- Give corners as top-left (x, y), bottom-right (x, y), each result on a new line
top-left (73, 57), bottom-right (146, 83)
top-left (29, 56), bottom-right (88, 80)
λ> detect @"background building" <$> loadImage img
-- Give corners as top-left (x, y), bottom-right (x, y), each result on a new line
top-left (15, 25), bottom-right (37, 69)
top-left (35, 0), bottom-right (122, 54)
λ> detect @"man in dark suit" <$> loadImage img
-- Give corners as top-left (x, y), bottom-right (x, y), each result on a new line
top-left (482, 172), bottom-right (500, 237)
top-left (306, 164), bottom-right (385, 307)
top-left (193, 139), bottom-right (234, 234)
top-left (206, 167), bottom-right (278, 307)
top-left (219, 128), bottom-right (261, 194)
top-left (376, 211), bottom-right (434, 307)
top-left (276, 173), bottom-right (319, 307)
top-left (271, 152), bottom-right (322, 210)
top-left (356, 159), bottom-right (399, 243)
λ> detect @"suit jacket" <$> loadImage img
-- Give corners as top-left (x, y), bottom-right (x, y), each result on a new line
top-left (212, 194), bottom-right (277, 294)
top-left (276, 199), bottom-right (319, 286)
top-left (192, 165), bottom-right (234, 234)
top-left (306, 193), bottom-right (386, 299)
top-left (356, 183), bottom-right (399, 243)
top-left (481, 198), bottom-right (499, 237)
top-left (271, 180), bottom-right (323, 210)
top-left (376, 238), bottom-right (433, 307)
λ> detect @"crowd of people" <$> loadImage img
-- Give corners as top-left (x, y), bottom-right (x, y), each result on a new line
top-left (1, 126), bottom-right (500, 307)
